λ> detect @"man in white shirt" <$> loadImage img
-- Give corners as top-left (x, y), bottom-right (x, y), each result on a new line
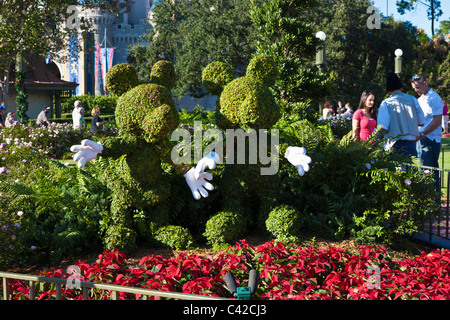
top-left (411, 74), bottom-right (444, 194)
top-left (377, 72), bottom-right (425, 156)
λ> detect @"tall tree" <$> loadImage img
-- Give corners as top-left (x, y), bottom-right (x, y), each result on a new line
top-left (0, 0), bottom-right (131, 114)
top-left (305, 0), bottom-right (418, 106)
top-left (128, 0), bottom-right (257, 99)
top-left (249, 0), bottom-right (334, 104)
top-left (396, 0), bottom-right (443, 36)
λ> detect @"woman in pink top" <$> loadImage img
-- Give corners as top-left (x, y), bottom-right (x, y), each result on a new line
top-left (352, 90), bottom-right (377, 141)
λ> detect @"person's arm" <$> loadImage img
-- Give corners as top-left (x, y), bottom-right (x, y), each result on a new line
top-left (376, 102), bottom-right (389, 136)
top-left (352, 118), bottom-right (360, 140)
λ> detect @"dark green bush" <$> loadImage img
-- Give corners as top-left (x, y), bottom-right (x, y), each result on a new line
top-left (266, 205), bottom-right (301, 243)
top-left (204, 211), bottom-right (246, 249)
top-left (61, 94), bottom-right (118, 115)
top-left (154, 225), bottom-right (194, 250)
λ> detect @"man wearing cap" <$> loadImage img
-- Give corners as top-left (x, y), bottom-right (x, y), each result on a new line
top-left (36, 105), bottom-right (51, 127)
top-left (411, 74), bottom-right (444, 193)
top-left (377, 72), bottom-right (425, 157)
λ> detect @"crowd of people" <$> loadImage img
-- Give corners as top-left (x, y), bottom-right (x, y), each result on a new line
top-left (0, 100), bottom-right (107, 133)
top-left (322, 72), bottom-right (446, 197)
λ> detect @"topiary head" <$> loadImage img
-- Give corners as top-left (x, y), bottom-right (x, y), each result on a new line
top-left (115, 82), bottom-right (180, 144)
top-left (203, 56), bottom-right (280, 130)
top-left (105, 63), bottom-right (139, 96)
top-left (150, 60), bottom-right (176, 90)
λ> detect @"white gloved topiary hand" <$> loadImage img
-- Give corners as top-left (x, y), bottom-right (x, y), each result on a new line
top-left (70, 139), bottom-right (103, 168)
top-left (184, 151), bottom-right (220, 200)
top-left (284, 146), bottom-right (311, 176)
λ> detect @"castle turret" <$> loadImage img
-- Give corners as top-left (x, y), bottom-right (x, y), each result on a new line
top-left (78, 7), bottom-right (116, 96)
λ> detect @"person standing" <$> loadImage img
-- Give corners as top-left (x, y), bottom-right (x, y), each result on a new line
top-left (72, 100), bottom-right (82, 129)
top-left (411, 74), bottom-right (444, 194)
top-left (377, 72), bottom-right (425, 157)
top-left (352, 90), bottom-right (377, 141)
top-left (442, 101), bottom-right (448, 134)
top-left (90, 107), bottom-right (107, 132)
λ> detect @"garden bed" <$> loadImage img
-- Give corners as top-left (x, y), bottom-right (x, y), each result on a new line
top-left (5, 237), bottom-right (449, 300)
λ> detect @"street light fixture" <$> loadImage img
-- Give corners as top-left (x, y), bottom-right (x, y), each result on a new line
top-left (394, 48), bottom-right (403, 76)
top-left (315, 31), bottom-right (326, 73)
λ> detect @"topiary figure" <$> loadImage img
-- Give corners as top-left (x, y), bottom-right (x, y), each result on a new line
top-left (201, 55), bottom-right (311, 244)
top-left (105, 63), bottom-right (139, 96)
top-left (70, 61), bottom-right (220, 252)
top-left (266, 205), bottom-right (302, 243)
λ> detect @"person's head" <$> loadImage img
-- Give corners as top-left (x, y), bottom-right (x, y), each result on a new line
top-left (91, 107), bottom-right (100, 116)
top-left (80, 107), bottom-right (85, 115)
top-left (386, 72), bottom-right (403, 93)
top-left (43, 106), bottom-right (50, 113)
top-left (359, 90), bottom-right (377, 118)
top-left (7, 112), bottom-right (15, 119)
top-left (345, 102), bottom-right (352, 110)
top-left (324, 101), bottom-right (332, 109)
top-left (74, 100), bottom-right (82, 108)
top-left (411, 74), bottom-right (430, 96)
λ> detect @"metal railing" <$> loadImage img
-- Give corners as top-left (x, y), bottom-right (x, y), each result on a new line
top-left (414, 165), bottom-right (450, 246)
top-left (0, 271), bottom-right (231, 300)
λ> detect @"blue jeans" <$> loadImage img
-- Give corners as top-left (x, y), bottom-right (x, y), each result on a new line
top-left (393, 140), bottom-right (417, 157)
top-left (417, 137), bottom-right (441, 195)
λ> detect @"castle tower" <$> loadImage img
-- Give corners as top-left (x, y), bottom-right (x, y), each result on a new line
top-left (79, 7), bottom-right (116, 96)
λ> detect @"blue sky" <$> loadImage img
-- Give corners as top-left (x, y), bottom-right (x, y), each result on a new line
top-left (371, 0), bottom-right (450, 36)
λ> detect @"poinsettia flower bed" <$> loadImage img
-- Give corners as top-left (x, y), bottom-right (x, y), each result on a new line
top-left (6, 240), bottom-right (450, 300)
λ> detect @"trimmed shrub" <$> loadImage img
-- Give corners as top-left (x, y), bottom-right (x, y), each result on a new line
top-left (204, 211), bottom-right (246, 249)
top-left (106, 63), bottom-right (139, 96)
top-left (246, 54), bottom-right (278, 87)
top-left (150, 60), bottom-right (176, 90)
top-left (201, 61), bottom-right (234, 96)
top-left (61, 94), bottom-right (118, 115)
top-left (103, 225), bottom-right (137, 253)
top-left (154, 225), bottom-right (194, 250)
top-left (266, 205), bottom-right (301, 243)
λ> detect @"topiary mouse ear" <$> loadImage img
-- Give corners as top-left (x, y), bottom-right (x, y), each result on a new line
top-left (246, 55), bottom-right (278, 87)
top-left (106, 63), bottom-right (139, 96)
top-left (151, 60), bottom-right (176, 89)
top-left (201, 61), bottom-right (234, 96)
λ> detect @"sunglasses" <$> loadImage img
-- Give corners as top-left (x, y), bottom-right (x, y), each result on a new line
top-left (412, 75), bottom-right (421, 81)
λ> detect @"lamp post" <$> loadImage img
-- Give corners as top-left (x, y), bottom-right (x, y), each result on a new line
top-left (315, 31), bottom-right (326, 116)
top-left (315, 31), bottom-right (327, 74)
top-left (394, 48), bottom-right (403, 77)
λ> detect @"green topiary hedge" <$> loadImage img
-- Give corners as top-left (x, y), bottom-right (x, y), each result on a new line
top-left (61, 94), bottom-right (118, 115)
top-left (266, 205), bottom-right (302, 243)
top-left (154, 225), bottom-right (194, 250)
top-left (201, 61), bottom-right (234, 96)
top-left (150, 60), bottom-right (176, 90)
top-left (106, 63), bottom-right (140, 96)
top-left (204, 211), bottom-right (247, 249)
